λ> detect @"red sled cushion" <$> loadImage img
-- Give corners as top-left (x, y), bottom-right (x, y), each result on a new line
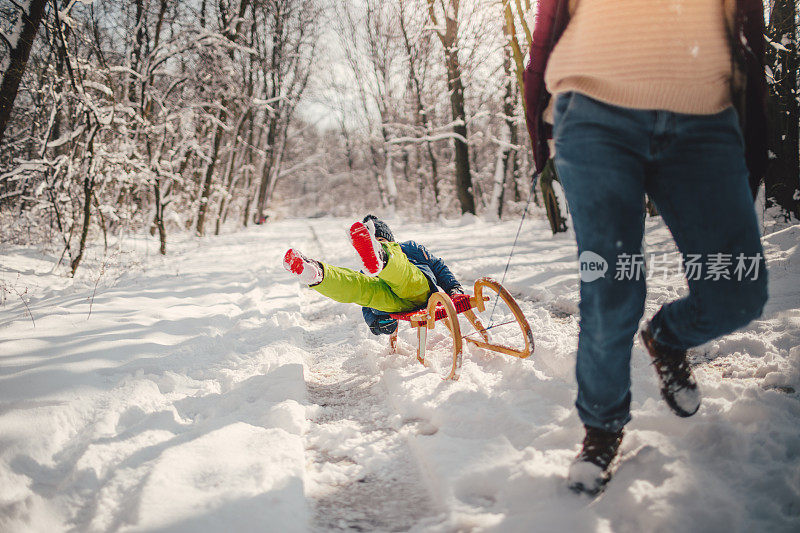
top-left (390, 293), bottom-right (475, 322)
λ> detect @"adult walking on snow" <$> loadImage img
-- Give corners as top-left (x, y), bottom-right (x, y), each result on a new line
top-left (524, 0), bottom-right (769, 494)
top-left (283, 215), bottom-right (464, 336)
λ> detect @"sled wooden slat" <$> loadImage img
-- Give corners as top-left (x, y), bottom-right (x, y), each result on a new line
top-left (387, 277), bottom-right (534, 381)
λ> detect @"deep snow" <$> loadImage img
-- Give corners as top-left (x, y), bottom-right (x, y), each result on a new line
top-left (0, 215), bottom-right (798, 532)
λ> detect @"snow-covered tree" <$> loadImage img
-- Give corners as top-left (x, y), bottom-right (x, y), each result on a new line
top-left (765, 0), bottom-right (799, 222)
top-left (0, 0), bottom-right (47, 145)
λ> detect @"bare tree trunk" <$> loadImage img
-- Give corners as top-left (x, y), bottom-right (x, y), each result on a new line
top-left (398, 2), bottom-right (441, 215)
top-left (383, 142), bottom-right (397, 211)
top-left (264, 131), bottom-right (287, 211)
top-left (765, 0), bottom-right (799, 221)
top-left (153, 180), bottom-right (167, 255)
top-left (254, 0), bottom-right (284, 223)
top-left (448, 56), bottom-right (475, 215)
top-left (505, 39), bottom-right (521, 214)
top-left (369, 144), bottom-right (390, 208)
top-left (71, 123), bottom-right (98, 276)
top-left (243, 185), bottom-right (254, 227)
top-left (198, 0), bottom-right (250, 232)
top-left (215, 109), bottom-right (251, 235)
top-left (506, 119), bottom-right (520, 213)
top-left (0, 0), bottom-right (49, 145)
top-left (490, 37), bottom-right (519, 220)
top-left (490, 136), bottom-right (510, 219)
top-left (220, 112), bottom-right (254, 228)
top-left (340, 119), bottom-right (355, 171)
top-left (129, 0), bottom-right (146, 104)
top-left (196, 107), bottom-right (226, 235)
top-left (92, 191), bottom-right (108, 253)
top-left (255, 114), bottom-right (278, 223)
top-left (428, 0), bottom-right (475, 214)
top-left (149, 0), bottom-right (170, 254)
top-left (242, 120), bottom-right (265, 227)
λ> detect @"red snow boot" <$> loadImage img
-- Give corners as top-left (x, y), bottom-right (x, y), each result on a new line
top-left (349, 220), bottom-right (386, 276)
top-left (283, 249), bottom-right (323, 285)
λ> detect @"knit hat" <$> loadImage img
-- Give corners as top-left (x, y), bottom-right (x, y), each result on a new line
top-left (362, 214), bottom-right (394, 242)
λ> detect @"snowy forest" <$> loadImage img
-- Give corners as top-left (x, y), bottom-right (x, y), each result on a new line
top-left (0, 1), bottom-right (798, 272)
top-left (1, 1), bottom-right (800, 532)
top-left (0, 0), bottom-right (550, 271)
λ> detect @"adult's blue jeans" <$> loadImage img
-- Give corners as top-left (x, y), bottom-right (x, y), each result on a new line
top-left (552, 92), bottom-right (768, 432)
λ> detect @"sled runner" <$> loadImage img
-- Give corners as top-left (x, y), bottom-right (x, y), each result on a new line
top-left (388, 277), bottom-right (534, 380)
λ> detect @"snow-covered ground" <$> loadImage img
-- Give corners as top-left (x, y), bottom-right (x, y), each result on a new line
top-left (1, 215), bottom-right (798, 532)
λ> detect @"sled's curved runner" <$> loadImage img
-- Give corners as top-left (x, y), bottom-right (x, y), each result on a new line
top-left (388, 277), bottom-right (534, 381)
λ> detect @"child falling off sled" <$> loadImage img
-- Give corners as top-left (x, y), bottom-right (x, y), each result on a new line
top-left (283, 215), bottom-right (464, 335)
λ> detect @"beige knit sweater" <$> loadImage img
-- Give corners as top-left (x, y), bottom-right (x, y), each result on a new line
top-left (544, 0), bottom-right (736, 115)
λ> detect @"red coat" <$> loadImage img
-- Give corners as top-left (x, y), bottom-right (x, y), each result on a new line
top-left (523, 0), bottom-right (768, 196)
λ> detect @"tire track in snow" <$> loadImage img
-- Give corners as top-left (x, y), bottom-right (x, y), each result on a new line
top-left (300, 299), bottom-right (440, 532)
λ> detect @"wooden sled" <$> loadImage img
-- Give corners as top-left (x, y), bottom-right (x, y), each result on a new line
top-left (388, 277), bottom-right (534, 381)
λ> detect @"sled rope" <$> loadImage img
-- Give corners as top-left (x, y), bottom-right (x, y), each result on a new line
top-left (485, 173), bottom-right (540, 328)
top-left (461, 319), bottom-right (518, 340)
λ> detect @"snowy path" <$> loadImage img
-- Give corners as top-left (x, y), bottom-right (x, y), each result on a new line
top-left (302, 319), bottom-right (438, 531)
top-left (297, 227), bottom-right (440, 531)
top-left (1, 216), bottom-right (798, 532)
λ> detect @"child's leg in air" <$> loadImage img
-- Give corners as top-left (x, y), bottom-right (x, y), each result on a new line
top-left (377, 241), bottom-right (431, 308)
top-left (312, 262), bottom-right (422, 313)
top-left (348, 221), bottom-right (431, 308)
